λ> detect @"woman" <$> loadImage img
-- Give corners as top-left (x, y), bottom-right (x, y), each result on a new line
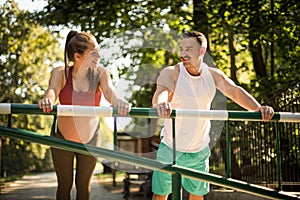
top-left (39, 30), bottom-right (130, 200)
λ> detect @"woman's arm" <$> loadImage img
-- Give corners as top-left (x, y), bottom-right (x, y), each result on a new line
top-left (39, 66), bottom-right (65, 113)
top-left (98, 66), bottom-right (131, 116)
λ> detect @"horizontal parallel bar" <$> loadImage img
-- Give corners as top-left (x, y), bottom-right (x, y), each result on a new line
top-left (0, 126), bottom-right (298, 200)
top-left (0, 103), bottom-right (299, 122)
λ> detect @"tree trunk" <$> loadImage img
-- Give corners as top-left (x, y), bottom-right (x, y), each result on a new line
top-left (228, 29), bottom-right (239, 84)
top-left (249, 2), bottom-right (268, 78)
top-left (270, 0), bottom-right (275, 77)
top-left (249, 41), bottom-right (267, 77)
top-left (193, 0), bottom-right (210, 52)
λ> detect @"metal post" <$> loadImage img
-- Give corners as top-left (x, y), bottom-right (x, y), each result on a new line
top-left (112, 117), bottom-right (118, 186)
top-left (172, 172), bottom-right (182, 200)
top-left (275, 122), bottom-right (282, 190)
top-left (172, 118), bottom-right (176, 165)
top-left (113, 117), bottom-right (117, 150)
top-left (50, 115), bottom-right (57, 136)
top-left (226, 120), bottom-right (231, 178)
top-left (8, 114), bottom-right (12, 128)
top-left (172, 118), bottom-right (181, 200)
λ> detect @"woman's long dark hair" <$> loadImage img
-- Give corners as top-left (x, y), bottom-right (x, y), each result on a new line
top-left (64, 30), bottom-right (78, 79)
top-left (63, 31), bottom-right (100, 92)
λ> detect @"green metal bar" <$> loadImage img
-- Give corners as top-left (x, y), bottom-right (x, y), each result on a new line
top-left (226, 120), bottom-right (231, 178)
top-left (0, 126), bottom-right (298, 200)
top-left (275, 122), bottom-right (282, 190)
top-left (8, 114), bottom-right (12, 128)
top-left (0, 126), bottom-right (168, 170)
top-left (11, 104), bottom-right (57, 115)
top-left (172, 118), bottom-right (176, 165)
top-left (171, 117), bottom-right (181, 200)
top-left (113, 117), bottom-right (117, 151)
top-left (228, 111), bottom-right (284, 121)
top-left (50, 115), bottom-right (57, 137)
top-left (112, 117), bottom-right (118, 187)
top-left (227, 111), bottom-right (272, 121)
top-left (3, 103), bottom-right (299, 122)
top-left (172, 173), bottom-right (182, 200)
top-left (113, 107), bottom-right (161, 118)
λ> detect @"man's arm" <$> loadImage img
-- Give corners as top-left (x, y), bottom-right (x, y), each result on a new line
top-left (152, 66), bottom-right (178, 117)
top-left (209, 67), bottom-right (274, 121)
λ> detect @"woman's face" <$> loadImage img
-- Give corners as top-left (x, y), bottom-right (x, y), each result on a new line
top-left (77, 39), bottom-right (100, 69)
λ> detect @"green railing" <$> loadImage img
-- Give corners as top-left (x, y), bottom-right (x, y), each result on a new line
top-left (1, 103), bottom-right (299, 122)
top-left (0, 103), bottom-right (299, 200)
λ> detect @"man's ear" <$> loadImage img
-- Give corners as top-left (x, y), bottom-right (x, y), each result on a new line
top-left (200, 46), bottom-right (206, 56)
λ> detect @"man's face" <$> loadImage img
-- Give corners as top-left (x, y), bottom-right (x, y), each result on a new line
top-left (179, 37), bottom-right (202, 68)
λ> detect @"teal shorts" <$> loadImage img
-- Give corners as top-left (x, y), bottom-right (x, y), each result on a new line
top-left (152, 142), bottom-right (210, 196)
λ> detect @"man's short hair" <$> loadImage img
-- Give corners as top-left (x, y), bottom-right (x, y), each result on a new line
top-left (182, 31), bottom-right (207, 48)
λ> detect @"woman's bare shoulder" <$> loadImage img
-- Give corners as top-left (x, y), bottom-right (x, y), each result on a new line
top-left (95, 65), bottom-right (108, 74)
top-left (50, 66), bottom-right (66, 84)
top-left (51, 66), bottom-right (65, 74)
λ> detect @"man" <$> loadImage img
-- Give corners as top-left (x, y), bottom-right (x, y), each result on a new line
top-left (151, 31), bottom-right (274, 200)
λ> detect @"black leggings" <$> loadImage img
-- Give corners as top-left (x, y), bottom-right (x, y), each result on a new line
top-left (51, 127), bottom-right (100, 200)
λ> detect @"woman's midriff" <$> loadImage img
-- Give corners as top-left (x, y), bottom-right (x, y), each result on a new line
top-left (57, 116), bottom-right (99, 144)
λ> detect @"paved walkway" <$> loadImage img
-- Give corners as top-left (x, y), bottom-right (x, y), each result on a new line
top-left (0, 172), bottom-right (125, 200)
top-left (2, 172), bottom-right (298, 200)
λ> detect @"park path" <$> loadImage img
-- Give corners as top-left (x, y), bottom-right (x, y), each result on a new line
top-left (0, 171), bottom-right (125, 200)
top-left (2, 171), bottom-right (296, 200)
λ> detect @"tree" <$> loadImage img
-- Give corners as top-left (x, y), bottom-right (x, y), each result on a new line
top-left (0, 0), bottom-right (63, 176)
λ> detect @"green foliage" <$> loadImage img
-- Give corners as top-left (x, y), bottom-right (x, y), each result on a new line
top-left (0, 1), bottom-right (63, 176)
top-left (30, 0), bottom-right (299, 148)
top-left (35, 0), bottom-right (299, 107)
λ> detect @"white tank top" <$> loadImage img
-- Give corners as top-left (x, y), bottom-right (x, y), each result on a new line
top-left (161, 62), bottom-right (216, 152)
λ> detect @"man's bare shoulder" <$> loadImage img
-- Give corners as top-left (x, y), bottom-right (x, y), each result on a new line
top-left (157, 64), bottom-right (180, 88)
top-left (207, 66), bottom-right (226, 79)
top-left (163, 64), bottom-right (179, 72)
top-left (160, 64), bottom-right (180, 77)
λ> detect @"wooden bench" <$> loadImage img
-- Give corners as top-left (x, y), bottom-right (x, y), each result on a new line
top-left (123, 169), bottom-right (153, 200)
top-left (108, 162), bottom-right (151, 200)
